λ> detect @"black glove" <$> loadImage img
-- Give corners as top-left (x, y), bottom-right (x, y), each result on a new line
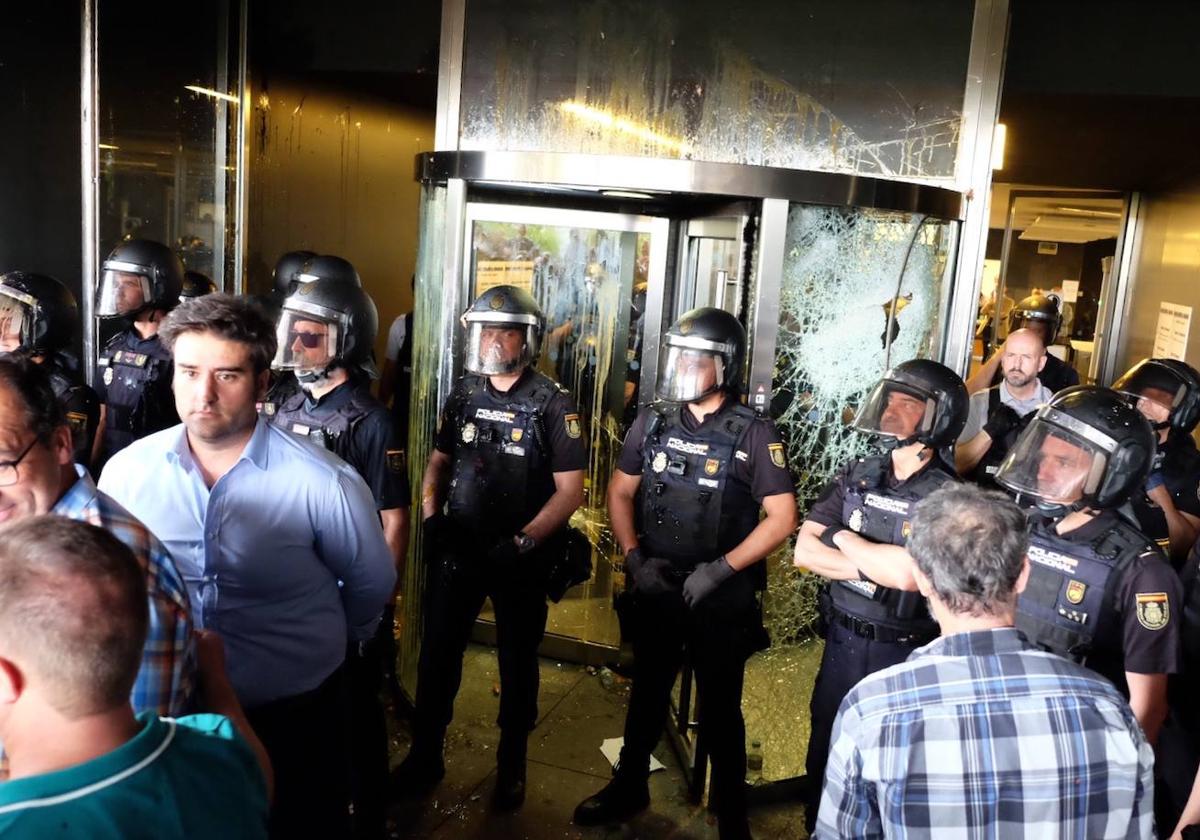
top-left (682, 556), bottom-right (735, 609)
top-left (627, 549), bottom-right (677, 596)
top-left (422, 512), bottom-right (447, 556)
top-left (819, 525), bottom-right (846, 549)
top-left (488, 537), bottom-right (521, 573)
top-left (982, 404), bottom-right (1021, 441)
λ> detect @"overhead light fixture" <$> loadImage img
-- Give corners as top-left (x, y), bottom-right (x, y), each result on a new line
top-left (1053, 206), bottom-right (1123, 219)
top-left (601, 190), bottom-right (656, 200)
top-left (558, 100), bottom-right (692, 155)
top-left (185, 85), bottom-right (239, 104)
top-left (98, 143), bottom-right (120, 150)
top-left (991, 123), bottom-right (1006, 170)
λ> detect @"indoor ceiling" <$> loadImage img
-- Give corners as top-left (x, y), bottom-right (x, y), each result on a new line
top-left (988, 184), bottom-right (1124, 243)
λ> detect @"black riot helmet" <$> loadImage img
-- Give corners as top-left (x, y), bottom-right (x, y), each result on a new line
top-left (271, 250), bottom-right (318, 300)
top-left (461, 285), bottom-right (545, 376)
top-left (180, 271), bottom-right (217, 302)
top-left (272, 277), bottom-right (379, 383)
top-left (1112, 357), bottom-right (1200, 436)
top-left (1008, 293), bottom-right (1063, 345)
top-left (995, 385), bottom-right (1154, 512)
top-left (0, 272), bottom-right (79, 355)
top-left (852, 359), bottom-right (969, 449)
top-left (655, 307), bottom-right (746, 402)
top-left (296, 254), bottom-right (362, 289)
top-left (96, 239), bottom-right (185, 318)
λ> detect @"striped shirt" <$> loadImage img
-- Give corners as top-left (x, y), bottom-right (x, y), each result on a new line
top-left (51, 465), bottom-right (194, 715)
top-left (815, 627), bottom-right (1154, 840)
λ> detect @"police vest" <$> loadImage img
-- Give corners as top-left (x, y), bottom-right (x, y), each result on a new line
top-left (46, 356), bottom-right (98, 468)
top-left (97, 331), bottom-right (175, 449)
top-left (1016, 513), bottom-right (1151, 662)
top-left (829, 453), bottom-right (954, 632)
top-left (258, 372), bottom-right (300, 421)
top-left (638, 401), bottom-right (763, 586)
top-left (271, 384), bottom-right (379, 463)
top-left (445, 371), bottom-right (559, 538)
top-left (969, 387), bottom-right (1037, 486)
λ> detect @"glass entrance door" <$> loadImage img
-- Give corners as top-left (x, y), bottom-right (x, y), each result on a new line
top-left (462, 203), bottom-right (666, 656)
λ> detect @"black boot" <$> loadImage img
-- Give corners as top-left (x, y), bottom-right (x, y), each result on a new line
top-left (573, 758), bottom-right (650, 826)
top-left (717, 811), bottom-right (753, 840)
top-left (390, 735), bottom-right (445, 796)
top-left (492, 731), bottom-right (528, 812)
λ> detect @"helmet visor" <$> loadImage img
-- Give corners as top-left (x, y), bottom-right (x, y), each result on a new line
top-left (97, 266), bottom-right (151, 317)
top-left (852, 381), bottom-right (935, 441)
top-left (0, 294), bottom-right (29, 354)
top-left (1113, 362), bottom-right (1186, 428)
top-left (463, 321), bottom-right (537, 376)
top-left (271, 309), bottom-right (343, 373)
top-left (655, 343), bottom-right (726, 402)
top-left (994, 416), bottom-right (1109, 505)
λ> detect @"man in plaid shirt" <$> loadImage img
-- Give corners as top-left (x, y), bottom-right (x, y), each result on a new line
top-left (815, 484), bottom-right (1154, 840)
top-left (0, 356), bottom-right (193, 715)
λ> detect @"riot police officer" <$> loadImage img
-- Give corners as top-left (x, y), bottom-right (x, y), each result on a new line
top-left (995, 385), bottom-right (1180, 744)
top-left (793, 359), bottom-right (967, 833)
top-left (1112, 358), bottom-right (1200, 565)
top-left (269, 273), bottom-right (407, 840)
top-left (0, 272), bottom-right (100, 468)
top-left (968, 293), bottom-right (1080, 395)
top-left (573, 307), bottom-right (797, 840)
top-left (394, 285), bottom-right (585, 812)
top-left (258, 253), bottom-right (358, 419)
top-left (92, 239), bottom-right (183, 468)
top-left (179, 270), bottom-right (217, 302)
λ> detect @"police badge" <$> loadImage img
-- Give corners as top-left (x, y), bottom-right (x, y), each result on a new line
top-left (103, 367), bottom-right (114, 386)
top-left (767, 443), bottom-right (786, 468)
top-left (511, 428), bottom-right (523, 442)
top-left (1136, 592), bottom-right (1169, 630)
top-left (1065, 580), bottom-right (1087, 605)
top-left (652, 451), bottom-right (668, 473)
top-left (848, 508), bottom-right (864, 532)
top-left (704, 458), bottom-right (719, 476)
top-left (462, 422), bottom-right (477, 443)
top-left (564, 414), bottom-right (581, 439)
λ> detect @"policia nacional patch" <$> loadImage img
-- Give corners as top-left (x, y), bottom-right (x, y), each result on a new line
top-left (767, 443), bottom-right (786, 469)
top-left (1136, 592), bottom-right (1170, 630)
top-left (564, 414), bottom-right (582, 439)
top-left (387, 449), bottom-right (406, 473)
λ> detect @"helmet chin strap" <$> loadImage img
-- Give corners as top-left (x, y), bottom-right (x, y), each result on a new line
top-left (297, 364), bottom-right (335, 389)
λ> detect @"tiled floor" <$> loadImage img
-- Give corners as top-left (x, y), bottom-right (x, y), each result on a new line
top-left (386, 645), bottom-right (809, 839)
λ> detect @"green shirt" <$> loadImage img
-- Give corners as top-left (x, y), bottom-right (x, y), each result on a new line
top-left (0, 713), bottom-right (267, 839)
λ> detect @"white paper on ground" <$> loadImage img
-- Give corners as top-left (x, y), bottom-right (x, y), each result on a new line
top-left (600, 737), bottom-right (666, 773)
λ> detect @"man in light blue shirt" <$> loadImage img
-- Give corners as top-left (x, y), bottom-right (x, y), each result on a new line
top-left (99, 294), bottom-right (395, 839)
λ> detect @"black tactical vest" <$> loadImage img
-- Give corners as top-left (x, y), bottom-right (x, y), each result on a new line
top-left (829, 453), bottom-right (954, 632)
top-left (1017, 513), bottom-right (1151, 662)
top-left (969, 387), bottom-right (1037, 486)
top-left (270, 383), bottom-right (380, 463)
top-left (97, 331), bottom-right (176, 453)
top-left (257, 372), bottom-right (301, 421)
top-left (46, 357), bottom-right (99, 468)
top-left (445, 371), bottom-right (559, 539)
top-left (637, 401), bottom-right (763, 586)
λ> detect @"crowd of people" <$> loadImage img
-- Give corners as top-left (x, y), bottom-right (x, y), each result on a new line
top-left (0, 241), bottom-right (1198, 840)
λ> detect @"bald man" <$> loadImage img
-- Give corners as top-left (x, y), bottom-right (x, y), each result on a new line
top-left (956, 329), bottom-right (1053, 485)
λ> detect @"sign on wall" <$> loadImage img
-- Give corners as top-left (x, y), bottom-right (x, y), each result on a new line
top-left (1153, 301), bottom-right (1192, 361)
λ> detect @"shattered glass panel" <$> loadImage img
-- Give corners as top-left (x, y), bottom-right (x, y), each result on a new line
top-left (741, 205), bottom-right (958, 782)
top-left (460, 0), bottom-right (972, 181)
top-left (469, 218), bottom-right (651, 648)
top-left (397, 184), bottom-right (448, 696)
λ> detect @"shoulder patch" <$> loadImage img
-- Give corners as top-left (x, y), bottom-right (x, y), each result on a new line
top-left (564, 413), bottom-right (581, 439)
top-left (387, 449), bottom-right (406, 473)
top-left (767, 442), bottom-right (786, 469)
top-left (1135, 592), bottom-right (1170, 631)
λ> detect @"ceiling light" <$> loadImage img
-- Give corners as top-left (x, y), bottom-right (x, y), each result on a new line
top-left (1052, 206), bottom-right (1123, 219)
top-left (991, 123), bottom-right (1006, 170)
top-left (601, 190), bottom-right (655, 200)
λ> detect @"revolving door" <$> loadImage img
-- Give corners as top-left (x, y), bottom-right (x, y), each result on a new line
top-left (401, 150), bottom-right (965, 796)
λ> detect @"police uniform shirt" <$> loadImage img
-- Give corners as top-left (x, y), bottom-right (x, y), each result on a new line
top-left (94, 331), bottom-right (170, 405)
top-left (434, 369), bottom-right (588, 474)
top-left (615, 400), bottom-right (794, 501)
top-left (1032, 511), bottom-right (1183, 692)
top-left (288, 382), bottom-right (410, 511)
top-left (1131, 433), bottom-right (1200, 556)
top-left (803, 453), bottom-right (954, 530)
top-left (989, 351), bottom-right (1079, 394)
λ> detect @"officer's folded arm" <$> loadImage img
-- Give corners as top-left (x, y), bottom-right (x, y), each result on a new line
top-left (722, 492), bottom-right (797, 571)
top-left (832, 530), bottom-right (920, 592)
top-left (794, 520), bottom-right (863, 580)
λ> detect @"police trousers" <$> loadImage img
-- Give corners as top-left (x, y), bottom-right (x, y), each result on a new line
top-left (345, 608), bottom-right (394, 840)
top-left (803, 620), bottom-right (919, 830)
top-left (411, 540), bottom-right (549, 746)
top-left (619, 574), bottom-right (765, 822)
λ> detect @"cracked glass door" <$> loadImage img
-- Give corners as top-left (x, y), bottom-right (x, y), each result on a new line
top-left (464, 204), bottom-right (662, 653)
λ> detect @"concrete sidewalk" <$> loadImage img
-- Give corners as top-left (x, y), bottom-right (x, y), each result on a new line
top-left (386, 645), bottom-right (808, 839)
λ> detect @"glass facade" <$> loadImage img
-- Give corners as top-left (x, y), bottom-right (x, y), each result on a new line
top-left (742, 205), bottom-right (959, 782)
top-left (460, 0), bottom-right (973, 181)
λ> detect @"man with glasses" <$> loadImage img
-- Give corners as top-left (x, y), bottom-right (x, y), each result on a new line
top-left (269, 270), bottom-right (408, 840)
top-left (98, 294), bottom-right (395, 838)
top-left (0, 355), bottom-right (193, 716)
